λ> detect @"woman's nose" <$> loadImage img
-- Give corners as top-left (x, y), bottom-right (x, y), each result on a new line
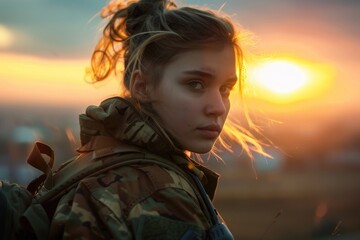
top-left (204, 92), bottom-right (227, 116)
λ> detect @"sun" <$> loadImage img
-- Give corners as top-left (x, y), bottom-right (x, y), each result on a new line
top-left (247, 57), bottom-right (334, 104)
top-left (250, 60), bottom-right (310, 95)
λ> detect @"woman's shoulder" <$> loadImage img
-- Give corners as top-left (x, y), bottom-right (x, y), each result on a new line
top-left (78, 162), bottom-right (199, 214)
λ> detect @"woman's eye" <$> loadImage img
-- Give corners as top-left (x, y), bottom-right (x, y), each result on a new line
top-left (220, 85), bottom-right (234, 96)
top-left (188, 81), bottom-right (204, 90)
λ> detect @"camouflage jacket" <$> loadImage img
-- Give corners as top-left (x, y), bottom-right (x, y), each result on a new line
top-left (49, 97), bottom-right (221, 239)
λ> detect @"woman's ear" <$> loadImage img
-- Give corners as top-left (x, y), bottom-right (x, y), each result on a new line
top-left (130, 70), bottom-right (151, 102)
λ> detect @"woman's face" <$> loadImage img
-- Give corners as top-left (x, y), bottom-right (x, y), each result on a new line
top-left (149, 46), bottom-right (237, 153)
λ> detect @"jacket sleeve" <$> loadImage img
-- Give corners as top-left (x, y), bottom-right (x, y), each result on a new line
top-left (49, 179), bottom-right (133, 240)
top-left (50, 164), bottom-right (210, 240)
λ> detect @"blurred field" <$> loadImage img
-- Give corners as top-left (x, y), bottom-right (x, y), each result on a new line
top-left (214, 168), bottom-right (360, 239)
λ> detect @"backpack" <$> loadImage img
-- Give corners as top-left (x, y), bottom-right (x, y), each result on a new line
top-left (0, 141), bottom-right (233, 240)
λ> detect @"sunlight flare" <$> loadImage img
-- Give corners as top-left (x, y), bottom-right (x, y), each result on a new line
top-left (247, 57), bottom-right (334, 104)
top-left (250, 60), bottom-right (309, 94)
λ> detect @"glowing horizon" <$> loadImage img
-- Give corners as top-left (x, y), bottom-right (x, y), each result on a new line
top-left (0, 53), bottom-right (338, 111)
top-left (0, 53), bottom-right (120, 107)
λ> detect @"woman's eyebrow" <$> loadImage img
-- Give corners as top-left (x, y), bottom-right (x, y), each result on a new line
top-left (182, 70), bottom-right (237, 83)
top-left (182, 70), bottom-right (215, 79)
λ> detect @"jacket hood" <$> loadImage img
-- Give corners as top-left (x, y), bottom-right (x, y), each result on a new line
top-left (78, 97), bottom-right (178, 154)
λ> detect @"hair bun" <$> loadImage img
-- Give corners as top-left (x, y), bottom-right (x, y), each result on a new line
top-left (127, 0), bottom-right (177, 19)
top-left (126, 0), bottom-right (174, 35)
top-left (127, 1), bottom-right (160, 19)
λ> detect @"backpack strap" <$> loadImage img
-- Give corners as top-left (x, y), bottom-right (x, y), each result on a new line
top-left (26, 142), bottom-right (55, 194)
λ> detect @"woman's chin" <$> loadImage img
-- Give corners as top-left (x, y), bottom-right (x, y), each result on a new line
top-left (184, 142), bottom-right (216, 154)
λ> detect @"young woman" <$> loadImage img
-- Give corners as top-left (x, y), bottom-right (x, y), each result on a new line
top-left (48, 0), bottom-right (263, 239)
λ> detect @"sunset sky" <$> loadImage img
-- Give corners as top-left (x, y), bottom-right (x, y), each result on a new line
top-left (1, 0), bottom-right (359, 119)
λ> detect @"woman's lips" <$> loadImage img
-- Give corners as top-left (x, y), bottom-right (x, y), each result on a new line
top-left (197, 124), bottom-right (221, 139)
